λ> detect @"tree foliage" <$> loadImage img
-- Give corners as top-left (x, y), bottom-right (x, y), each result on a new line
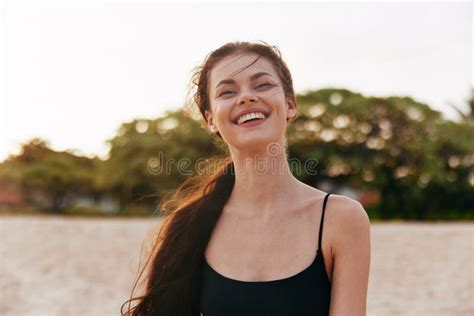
top-left (2, 89), bottom-right (473, 219)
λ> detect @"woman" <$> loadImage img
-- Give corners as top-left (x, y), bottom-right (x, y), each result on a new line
top-left (121, 41), bottom-right (371, 316)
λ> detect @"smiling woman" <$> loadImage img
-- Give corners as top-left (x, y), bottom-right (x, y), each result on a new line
top-left (204, 53), bottom-right (296, 153)
top-left (121, 41), bottom-right (371, 316)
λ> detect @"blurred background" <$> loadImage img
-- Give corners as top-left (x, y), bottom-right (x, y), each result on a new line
top-left (0, 1), bottom-right (473, 315)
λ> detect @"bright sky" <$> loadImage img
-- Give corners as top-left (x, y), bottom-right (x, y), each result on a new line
top-left (0, 1), bottom-right (472, 162)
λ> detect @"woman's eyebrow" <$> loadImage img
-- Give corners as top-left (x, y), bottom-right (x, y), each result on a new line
top-left (215, 72), bottom-right (273, 89)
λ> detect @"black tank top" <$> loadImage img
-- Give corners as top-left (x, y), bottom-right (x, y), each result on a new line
top-left (200, 193), bottom-right (332, 316)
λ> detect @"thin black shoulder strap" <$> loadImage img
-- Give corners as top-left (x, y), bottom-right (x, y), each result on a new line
top-left (318, 192), bottom-right (331, 251)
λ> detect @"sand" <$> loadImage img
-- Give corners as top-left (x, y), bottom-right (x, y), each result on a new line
top-left (0, 216), bottom-right (473, 316)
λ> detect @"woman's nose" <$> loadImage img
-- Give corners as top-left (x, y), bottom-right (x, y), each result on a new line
top-left (237, 91), bottom-right (259, 105)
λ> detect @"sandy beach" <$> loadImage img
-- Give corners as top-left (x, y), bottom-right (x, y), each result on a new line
top-left (0, 216), bottom-right (473, 316)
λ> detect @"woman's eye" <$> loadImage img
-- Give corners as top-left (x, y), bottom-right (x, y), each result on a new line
top-left (256, 83), bottom-right (272, 89)
top-left (219, 90), bottom-right (235, 96)
top-left (218, 83), bottom-right (273, 97)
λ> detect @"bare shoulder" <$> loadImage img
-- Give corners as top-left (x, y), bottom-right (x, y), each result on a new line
top-left (327, 193), bottom-right (370, 226)
top-left (324, 193), bottom-right (371, 314)
top-left (324, 193), bottom-right (371, 257)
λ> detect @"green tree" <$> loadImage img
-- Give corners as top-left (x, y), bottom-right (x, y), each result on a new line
top-left (0, 138), bottom-right (98, 213)
top-left (288, 88), bottom-right (474, 219)
top-left (102, 109), bottom-right (218, 213)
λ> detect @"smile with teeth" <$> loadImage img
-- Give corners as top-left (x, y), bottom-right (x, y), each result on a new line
top-left (236, 112), bottom-right (268, 125)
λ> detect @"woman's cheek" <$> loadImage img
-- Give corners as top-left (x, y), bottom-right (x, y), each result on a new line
top-left (264, 89), bottom-right (285, 100)
top-left (215, 101), bottom-right (233, 125)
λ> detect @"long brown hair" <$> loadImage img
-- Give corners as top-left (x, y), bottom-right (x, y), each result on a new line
top-left (121, 40), bottom-right (297, 315)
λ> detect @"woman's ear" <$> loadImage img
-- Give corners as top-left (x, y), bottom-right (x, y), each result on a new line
top-left (205, 110), bottom-right (218, 134)
top-left (286, 98), bottom-right (297, 120)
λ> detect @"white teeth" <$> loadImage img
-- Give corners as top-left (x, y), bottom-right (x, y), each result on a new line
top-left (236, 112), bottom-right (266, 125)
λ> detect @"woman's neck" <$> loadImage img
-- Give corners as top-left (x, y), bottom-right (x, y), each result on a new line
top-left (227, 142), bottom-right (303, 219)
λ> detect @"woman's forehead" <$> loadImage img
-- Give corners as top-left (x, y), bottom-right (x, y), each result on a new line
top-left (209, 54), bottom-right (277, 88)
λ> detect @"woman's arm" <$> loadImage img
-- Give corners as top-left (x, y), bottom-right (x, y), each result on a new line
top-left (329, 196), bottom-right (371, 316)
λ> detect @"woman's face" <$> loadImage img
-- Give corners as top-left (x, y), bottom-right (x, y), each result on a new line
top-left (205, 53), bottom-right (296, 152)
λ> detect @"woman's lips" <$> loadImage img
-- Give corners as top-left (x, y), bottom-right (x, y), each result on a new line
top-left (234, 113), bottom-right (270, 128)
